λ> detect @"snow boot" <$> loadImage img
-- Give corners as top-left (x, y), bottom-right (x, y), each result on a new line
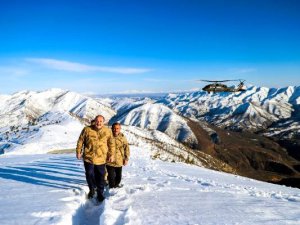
top-left (87, 189), bottom-right (95, 199)
top-left (97, 194), bottom-right (105, 203)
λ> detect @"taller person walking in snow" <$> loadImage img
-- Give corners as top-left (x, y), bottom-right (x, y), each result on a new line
top-left (76, 115), bottom-right (115, 202)
top-left (106, 122), bottom-right (130, 188)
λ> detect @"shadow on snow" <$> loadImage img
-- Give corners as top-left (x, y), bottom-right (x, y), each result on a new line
top-left (0, 156), bottom-right (86, 190)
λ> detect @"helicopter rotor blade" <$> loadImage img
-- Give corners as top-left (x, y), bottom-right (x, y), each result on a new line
top-left (199, 79), bottom-right (236, 83)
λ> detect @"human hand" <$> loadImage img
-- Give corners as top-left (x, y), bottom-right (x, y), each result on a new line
top-left (123, 160), bottom-right (128, 166)
top-left (76, 153), bottom-right (82, 160)
top-left (108, 156), bottom-right (114, 163)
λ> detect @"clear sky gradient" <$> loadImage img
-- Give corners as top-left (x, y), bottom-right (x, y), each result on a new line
top-left (0, 0), bottom-right (299, 94)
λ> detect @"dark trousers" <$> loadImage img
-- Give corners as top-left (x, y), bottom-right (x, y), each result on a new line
top-left (84, 161), bottom-right (106, 196)
top-left (106, 165), bottom-right (122, 188)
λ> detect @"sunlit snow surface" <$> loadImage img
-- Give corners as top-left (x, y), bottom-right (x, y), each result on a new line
top-left (1, 147), bottom-right (300, 225)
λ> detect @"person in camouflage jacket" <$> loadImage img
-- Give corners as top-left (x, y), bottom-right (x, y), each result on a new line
top-left (106, 122), bottom-right (130, 188)
top-left (76, 115), bottom-right (115, 202)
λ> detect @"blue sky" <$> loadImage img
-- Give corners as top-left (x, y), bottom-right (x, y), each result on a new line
top-left (0, 0), bottom-right (299, 94)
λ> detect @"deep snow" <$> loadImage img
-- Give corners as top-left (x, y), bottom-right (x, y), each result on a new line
top-left (1, 146), bottom-right (300, 225)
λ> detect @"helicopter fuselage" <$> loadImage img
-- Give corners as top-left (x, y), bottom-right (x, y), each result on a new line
top-left (202, 83), bottom-right (245, 93)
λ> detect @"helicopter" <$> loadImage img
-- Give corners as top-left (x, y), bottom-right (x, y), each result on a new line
top-left (199, 79), bottom-right (246, 93)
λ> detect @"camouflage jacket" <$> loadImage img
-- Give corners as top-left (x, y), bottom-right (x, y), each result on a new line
top-left (76, 126), bottom-right (115, 165)
top-left (106, 132), bottom-right (130, 167)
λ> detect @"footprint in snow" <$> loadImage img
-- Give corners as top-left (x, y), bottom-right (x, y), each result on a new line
top-left (197, 181), bottom-right (213, 187)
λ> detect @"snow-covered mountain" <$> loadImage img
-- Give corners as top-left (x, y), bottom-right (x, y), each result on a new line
top-left (160, 86), bottom-right (300, 140)
top-left (0, 89), bottom-right (115, 154)
top-left (0, 89), bottom-right (222, 169)
top-left (112, 102), bottom-right (197, 145)
top-left (1, 87), bottom-right (300, 188)
top-left (0, 88), bottom-right (115, 129)
top-left (2, 86), bottom-right (299, 151)
top-left (0, 88), bottom-right (233, 175)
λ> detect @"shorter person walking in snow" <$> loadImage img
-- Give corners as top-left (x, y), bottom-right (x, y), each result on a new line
top-left (106, 122), bottom-right (130, 188)
top-left (76, 115), bottom-right (115, 202)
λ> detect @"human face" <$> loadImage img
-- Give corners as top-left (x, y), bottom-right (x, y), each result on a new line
top-left (94, 116), bottom-right (104, 129)
top-left (112, 124), bottom-right (121, 136)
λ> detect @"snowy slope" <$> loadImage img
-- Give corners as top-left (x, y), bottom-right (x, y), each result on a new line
top-left (4, 114), bottom-right (84, 155)
top-left (122, 126), bottom-right (234, 173)
top-left (0, 154), bottom-right (87, 225)
top-left (0, 147), bottom-right (300, 225)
